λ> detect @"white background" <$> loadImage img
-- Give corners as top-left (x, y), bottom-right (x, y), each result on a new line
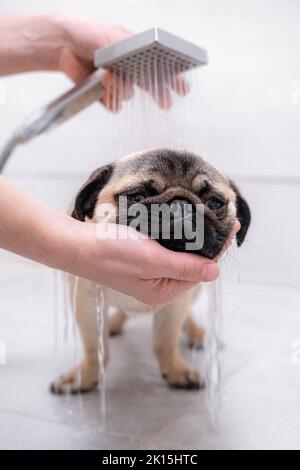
top-left (0, 0), bottom-right (299, 287)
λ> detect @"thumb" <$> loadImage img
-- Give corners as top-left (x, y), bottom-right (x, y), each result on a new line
top-left (151, 248), bottom-right (219, 283)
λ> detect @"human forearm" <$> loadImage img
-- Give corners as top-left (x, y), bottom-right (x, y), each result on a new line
top-left (0, 13), bottom-right (66, 76)
top-left (0, 176), bottom-right (86, 271)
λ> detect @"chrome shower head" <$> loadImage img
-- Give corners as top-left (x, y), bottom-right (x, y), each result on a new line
top-left (0, 28), bottom-right (207, 173)
top-left (95, 27), bottom-right (207, 79)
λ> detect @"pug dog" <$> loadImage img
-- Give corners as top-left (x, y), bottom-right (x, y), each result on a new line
top-left (50, 148), bottom-right (250, 393)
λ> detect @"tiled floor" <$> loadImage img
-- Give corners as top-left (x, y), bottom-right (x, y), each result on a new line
top-left (1, 260), bottom-right (300, 450)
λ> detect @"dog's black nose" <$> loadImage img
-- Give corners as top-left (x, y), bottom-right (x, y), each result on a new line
top-left (169, 198), bottom-right (191, 220)
top-left (155, 198), bottom-right (197, 253)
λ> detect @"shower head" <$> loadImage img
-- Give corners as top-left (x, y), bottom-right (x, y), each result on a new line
top-left (0, 28), bottom-right (207, 173)
top-left (95, 27), bottom-right (207, 78)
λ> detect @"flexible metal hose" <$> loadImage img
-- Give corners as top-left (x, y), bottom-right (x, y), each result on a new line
top-left (0, 136), bottom-right (19, 173)
top-left (0, 69), bottom-right (104, 174)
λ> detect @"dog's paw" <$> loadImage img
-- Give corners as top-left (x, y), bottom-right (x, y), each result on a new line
top-left (50, 359), bottom-right (99, 395)
top-left (162, 361), bottom-right (205, 390)
top-left (108, 310), bottom-right (126, 336)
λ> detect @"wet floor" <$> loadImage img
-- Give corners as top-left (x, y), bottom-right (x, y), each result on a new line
top-left (1, 260), bottom-right (300, 450)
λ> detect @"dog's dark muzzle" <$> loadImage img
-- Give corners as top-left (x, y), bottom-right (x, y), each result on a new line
top-left (158, 198), bottom-right (202, 252)
top-left (157, 198), bottom-right (219, 258)
top-left (118, 194), bottom-right (224, 259)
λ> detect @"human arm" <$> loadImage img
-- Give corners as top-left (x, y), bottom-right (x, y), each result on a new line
top-left (0, 176), bottom-right (228, 305)
top-left (0, 13), bottom-right (187, 109)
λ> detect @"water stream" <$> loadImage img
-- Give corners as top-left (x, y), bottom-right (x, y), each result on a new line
top-left (95, 284), bottom-right (107, 423)
top-left (54, 52), bottom-right (222, 423)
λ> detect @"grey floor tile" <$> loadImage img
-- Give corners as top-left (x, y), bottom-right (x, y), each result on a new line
top-left (0, 412), bottom-right (140, 450)
top-left (1, 262), bottom-right (300, 449)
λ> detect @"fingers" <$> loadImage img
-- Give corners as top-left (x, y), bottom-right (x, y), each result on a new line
top-left (101, 71), bottom-right (134, 100)
top-left (99, 69), bottom-right (190, 112)
top-left (169, 74), bottom-right (190, 97)
top-left (143, 220), bottom-right (241, 287)
top-left (145, 247), bottom-right (219, 284)
top-left (100, 71), bottom-right (134, 112)
top-left (141, 269), bottom-right (217, 306)
top-left (140, 277), bottom-right (195, 305)
top-left (141, 69), bottom-right (190, 110)
top-left (156, 84), bottom-right (172, 110)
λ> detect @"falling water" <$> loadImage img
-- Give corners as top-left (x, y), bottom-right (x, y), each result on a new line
top-left (54, 50), bottom-right (222, 423)
top-left (103, 57), bottom-right (222, 418)
top-left (70, 275), bottom-right (82, 393)
top-left (204, 278), bottom-right (223, 422)
top-left (110, 53), bottom-right (221, 402)
top-left (101, 50), bottom-right (206, 160)
top-left (54, 270), bottom-right (73, 377)
top-left (53, 271), bottom-right (82, 410)
top-left (95, 284), bottom-right (107, 422)
top-left (53, 269), bottom-right (60, 366)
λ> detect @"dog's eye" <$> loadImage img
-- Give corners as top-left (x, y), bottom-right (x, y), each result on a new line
top-left (207, 196), bottom-right (225, 211)
top-left (127, 191), bottom-right (147, 203)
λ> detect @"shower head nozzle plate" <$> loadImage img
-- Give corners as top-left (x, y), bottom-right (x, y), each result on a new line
top-left (94, 27), bottom-right (208, 78)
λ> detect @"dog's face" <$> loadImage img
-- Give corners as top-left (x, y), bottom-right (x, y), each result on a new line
top-left (72, 149), bottom-right (251, 258)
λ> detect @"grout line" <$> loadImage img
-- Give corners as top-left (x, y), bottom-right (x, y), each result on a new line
top-left (0, 408), bottom-right (140, 440)
top-left (4, 171), bottom-right (300, 186)
top-left (233, 175), bottom-right (300, 186)
top-left (5, 171), bottom-right (89, 182)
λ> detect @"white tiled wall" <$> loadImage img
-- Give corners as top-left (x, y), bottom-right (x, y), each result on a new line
top-left (0, 0), bottom-right (299, 286)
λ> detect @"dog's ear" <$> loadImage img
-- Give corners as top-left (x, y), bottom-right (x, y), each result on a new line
top-left (72, 164), bottom-right (114, 221)
top-left (229, 180), bottom-right (251, 247)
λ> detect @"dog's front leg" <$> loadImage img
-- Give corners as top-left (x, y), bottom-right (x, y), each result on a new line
top-left (51, 277), bottom-right (109, 394)
top-left (153, 293), bottom-right (205, 390)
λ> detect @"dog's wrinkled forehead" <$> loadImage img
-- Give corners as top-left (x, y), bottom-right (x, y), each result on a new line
top-left (113, 149), bottom-right (227, 189)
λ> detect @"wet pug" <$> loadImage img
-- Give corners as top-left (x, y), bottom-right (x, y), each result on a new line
top-left (51, 148), bottom-right (250, 393)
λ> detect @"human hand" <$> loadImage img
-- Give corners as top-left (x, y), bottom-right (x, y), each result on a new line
top-left (0, 14), bottom-right (188, 108)
top-left (55, 16), bottom-right (189, 110)
top-left (71, 221), bottom-right (240, 306)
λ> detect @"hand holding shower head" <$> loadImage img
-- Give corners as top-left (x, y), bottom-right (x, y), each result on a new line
top-left (0, 28), bottom-right (207, 173)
